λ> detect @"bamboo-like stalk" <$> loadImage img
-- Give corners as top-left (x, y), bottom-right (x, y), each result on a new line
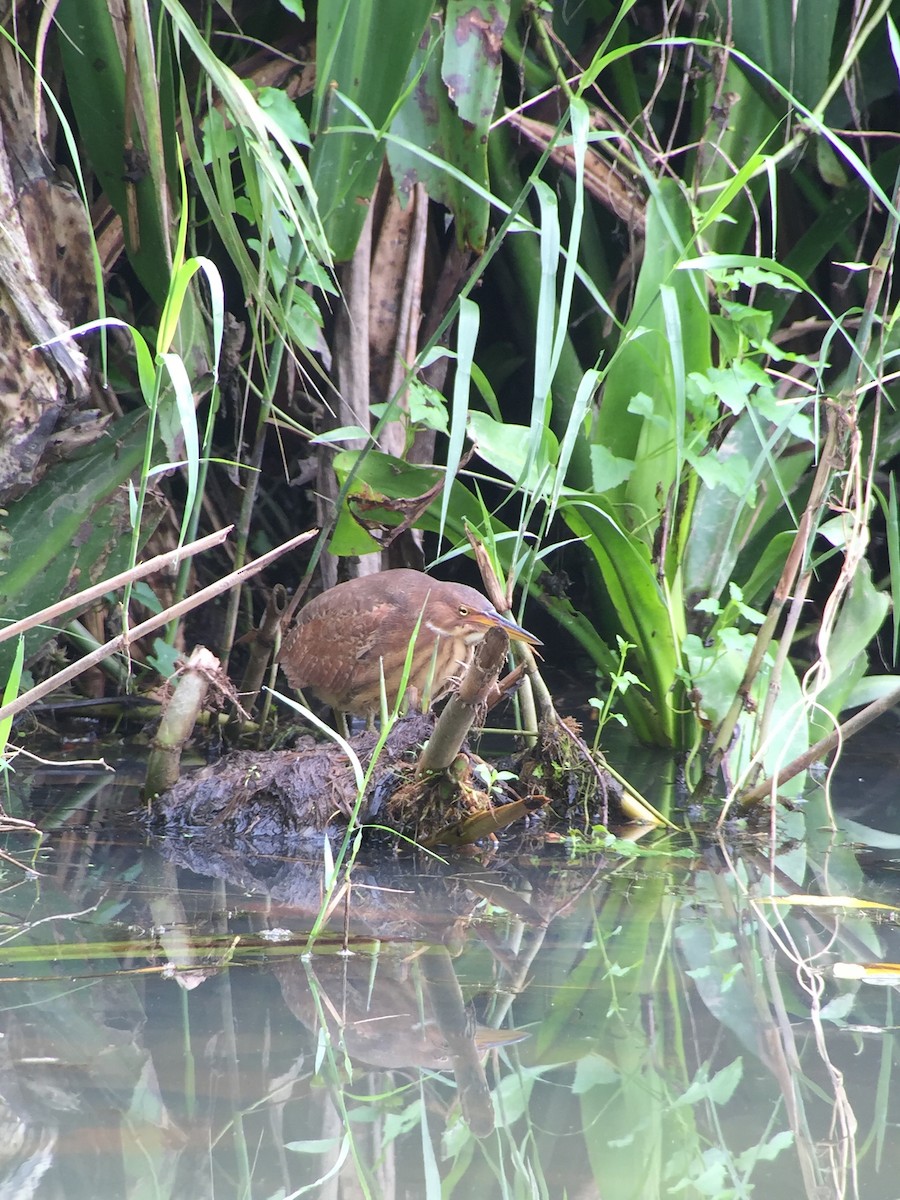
top-left (416, 626), bottom-right (509, 776)
top-left (465, 526), bottom-right (548, 737)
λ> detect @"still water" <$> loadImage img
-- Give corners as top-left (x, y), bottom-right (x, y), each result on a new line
top-left (2, 734), bottom-right (900, 1200)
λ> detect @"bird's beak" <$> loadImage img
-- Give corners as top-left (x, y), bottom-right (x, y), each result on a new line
top-left (480, 612), bottom-right (542, 646)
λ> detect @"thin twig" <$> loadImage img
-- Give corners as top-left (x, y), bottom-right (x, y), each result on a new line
top-left (0, 529), bottom-right (316, 725)
top-left (700, 406), bottom-right (845, 793)
top-left (0, 526), bottom-right (233, 645)
top-left (737, 680), bottom-right (900, 808)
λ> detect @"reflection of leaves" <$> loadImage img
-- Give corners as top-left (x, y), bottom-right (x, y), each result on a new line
top-left (668, 1127), bottom-right (795, 1197)
top-left (819, 993), bottom-right (856, 1023)
top-left (837, 816), bottom-right (900, 849)
top-left (676, 919), bottom-right (761, 1052)
top-left (747, 1130), bottom-right (795, 1163)
top-left (445, 1063), bottom-right (549, 1153)
top-left (284, 1132), bottom-right (351, 1185)
top-left (490, 1066), bottom-right (543, 1123)
top-left (285, 1136), bottom-right (345, 1154)
top-left (572, 1054), bottom-right (620, 1093)
top-left (569, 832), bottom-right (694, 859)
top-left (672, 1058), bottom-right (743, 1108)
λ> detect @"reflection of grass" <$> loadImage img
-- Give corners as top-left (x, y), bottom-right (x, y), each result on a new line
top-left (563, 829), bottom-right (695, 859)
top-left (437, 824), bottom-right (882, 1198)
top-left (0, 931), bottom-right (375, 967)
top-left (1, 782), bottom-right (894, 1197)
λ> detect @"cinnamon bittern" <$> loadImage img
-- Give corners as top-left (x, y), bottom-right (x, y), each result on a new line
top-left (278, 569), bottom-right (539, 721)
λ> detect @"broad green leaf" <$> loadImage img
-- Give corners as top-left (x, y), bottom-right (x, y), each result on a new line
top-left (684, 449), bottom-right (755, 503)
top-left (812, 561), bottom-right (890, 740)
top-left (562, 499), bottom-right (687, 746)
top-left (413, 0), bottom-right (511, 249)
top-left (468, 412), bottom-right (559, 496)
top-left (310, 0), bottom-right (434, 260)
top-left (685, 402), bottom-right (811, 605)
top-left (596, 179), bottom-right (711, 539)
top-left (843, 675), bottom-right (900, 709)
top-left (711, 0), bottom-right (840, 111)
top-left (332, 449), bottom-right (442, 499)
top-left (330, 449), bottom-right (443, 556)
top-left (0, 414), bottom-right (156, 678)
top-left (684, 630), bottom-right (808, 794)
top-left (54, 0), bottom-right (172, 303)
top-left (589, 445), bottom-right (634, 493)
top-left (257, 87), bottom-right (311, 146)
top-left (388, 21), bottom-right (486, 250)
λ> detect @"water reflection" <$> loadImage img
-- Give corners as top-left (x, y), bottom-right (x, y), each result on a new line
top-left (1, 762), bottom-right (899, 1198)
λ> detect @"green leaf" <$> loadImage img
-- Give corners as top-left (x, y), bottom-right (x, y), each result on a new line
top-left (329, 448), bottom-right (444, 556)
top-left (0, 637), bottom-right (24, 755)
top-left (256, 87), bottom-right (311, 146)
top-left (817, 138), bottom-right (849, 187)
top-left (0, 413), bottom-right (156, 678)
top-left (468, 411), bottom-right (559, 496)
top-left (310, 0), bottom-right (434, 260)
top-left (311, 425), bottom-right (372, 445)
top-left (158, 352), bottom-right (199, 532)
top-left (562, 499), bottom-right (687, 746)
top-left (883, 475), bottom-right (900, 661)
top-left (54, 0), bottom-right (172, 303)
top-left (442, 1), bottom-right (508, 126)
top-left (685, 628), bottom-right (808, 794)
top-left (812, 561), bottom-right (890, 739)
top-left (671, 1058), bottom-right (743, 1109)
top-left (596, 180), bottom-right (711, 537)
top-left (685, 449), bottom-right (755, 504)
top-left (406, 380), bottom-right (449, 434)
top-left (589, 445), bottom-right (634, 493)
top-left (711, 0), bottom-right (840, 110)
top-left (386, 2), bottom-right (509, 251)
top-left (440, 296), bottom-right (480, 543)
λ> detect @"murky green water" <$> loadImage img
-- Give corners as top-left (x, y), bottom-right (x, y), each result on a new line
top-left (2, 736), bottom-right (900, 1200)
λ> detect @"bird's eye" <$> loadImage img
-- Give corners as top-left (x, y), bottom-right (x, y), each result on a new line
top-left (458, 605), bottom-right (470, 616)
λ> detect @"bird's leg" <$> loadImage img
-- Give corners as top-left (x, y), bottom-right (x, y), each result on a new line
top-left (332, 709), bottom-right (375, 735)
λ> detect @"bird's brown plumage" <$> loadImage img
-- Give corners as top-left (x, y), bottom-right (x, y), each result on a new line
top-left (279, 569), bottom-right (538, 719)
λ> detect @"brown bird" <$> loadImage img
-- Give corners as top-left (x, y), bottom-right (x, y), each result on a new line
top-left (279, 568), bottom-right (539, 721)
